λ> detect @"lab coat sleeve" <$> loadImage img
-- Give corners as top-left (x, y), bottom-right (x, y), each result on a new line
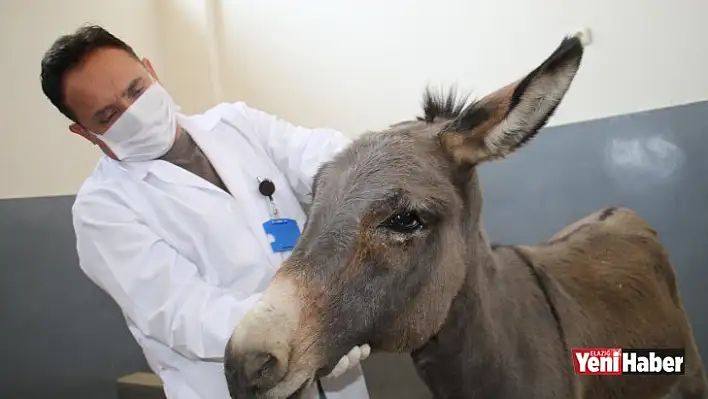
top-left (236, 103), bottom-right (353, 203)
top-left (72, 190), bottom-right (262, 361)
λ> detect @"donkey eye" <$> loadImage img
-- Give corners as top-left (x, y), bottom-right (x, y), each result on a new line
top-left (382, 211), bottom-right (424, 233)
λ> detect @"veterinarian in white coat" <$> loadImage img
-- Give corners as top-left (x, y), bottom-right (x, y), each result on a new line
top-left (40, 25), bottom-right (370, 399)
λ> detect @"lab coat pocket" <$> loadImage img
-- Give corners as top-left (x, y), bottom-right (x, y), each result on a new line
top-left (196, 199), bottom-right (271, 293)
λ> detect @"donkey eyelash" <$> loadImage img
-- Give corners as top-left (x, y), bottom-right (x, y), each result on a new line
top-left (377, 208), bottom-right (438, 231)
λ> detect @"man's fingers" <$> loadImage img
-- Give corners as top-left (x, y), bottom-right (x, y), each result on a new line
top-left (360, 344), bottom-right (371, 360)
top-left (324, 344), bottom-right (371, 379)
top-left (326, 355), bottom-right (350, 379)
top-left (327, 356), bottom-right (349, 378)
top-left (346, 345), bottom-right (362, 362)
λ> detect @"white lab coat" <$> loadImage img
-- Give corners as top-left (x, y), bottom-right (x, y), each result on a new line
top-left (71, 102), bottom-right (371, 399)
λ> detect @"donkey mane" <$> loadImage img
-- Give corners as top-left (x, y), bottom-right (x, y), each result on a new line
top-left (417, 85), bottom-right (476, 123)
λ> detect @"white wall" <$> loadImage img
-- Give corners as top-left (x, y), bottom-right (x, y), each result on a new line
top-left (2, 0), bottom-right (707, 199)
top-left (216, 0), bottom-right (708, 135)
top-left (152, 0), bottom-right (223, 115)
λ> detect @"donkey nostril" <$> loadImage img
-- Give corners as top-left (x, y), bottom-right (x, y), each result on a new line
top-left (243, 351), bottom-right (281, 387)
top-left (224, 347), bottom-right (289, 396)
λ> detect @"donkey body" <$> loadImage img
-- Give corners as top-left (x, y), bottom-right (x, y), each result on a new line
top-left (411, 206), bottom-right (707, 398)
top-left (224, 37), bottom-right (708, 399)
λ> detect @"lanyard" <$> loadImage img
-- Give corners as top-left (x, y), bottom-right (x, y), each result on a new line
top-left (258, 177), bottom-right (280, 218)
top-left (258, 177), bottom-right (301, 256)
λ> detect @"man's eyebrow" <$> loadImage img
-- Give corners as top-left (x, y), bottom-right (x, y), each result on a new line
top-left (124, 77), bottom-right (142, 95)
top-left (92, 104), bottom-right (116, 123)
top-left (91, 77), bottom-right (143, 122)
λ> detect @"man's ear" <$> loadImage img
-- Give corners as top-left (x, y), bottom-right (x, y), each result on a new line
top-left (70, 123), bottom-right (97, 144)
top-left (70, 123), bottom-right (120, 160)
top-left (438, 36), bottom-right (584, 165)
top-left (142, 58), bottom-right (160, 82)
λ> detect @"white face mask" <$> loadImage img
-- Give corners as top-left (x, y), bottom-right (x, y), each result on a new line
top-left (94, 82), bottom-right (180, 162)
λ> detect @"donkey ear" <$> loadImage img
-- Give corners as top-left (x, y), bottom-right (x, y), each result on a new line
top-left (439, 36), bottom-right (584, 165)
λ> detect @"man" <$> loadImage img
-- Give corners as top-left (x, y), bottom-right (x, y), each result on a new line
top-left (40, 25), bottom-right (371, 399)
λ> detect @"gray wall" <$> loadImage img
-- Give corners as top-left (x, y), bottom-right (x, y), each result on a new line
top-left (478, 99), bottom-right (708, 363)
top-left (1, 100), bottom-right (707, 399)
top-left (0, 195), bottom-right (151, 399)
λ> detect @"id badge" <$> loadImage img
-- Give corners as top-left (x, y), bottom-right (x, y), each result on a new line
top-left (263, 218), bottom-right (301, 253)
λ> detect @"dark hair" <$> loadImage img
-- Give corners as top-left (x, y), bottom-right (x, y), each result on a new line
top-left (40, 25), bottom-right (140, 123)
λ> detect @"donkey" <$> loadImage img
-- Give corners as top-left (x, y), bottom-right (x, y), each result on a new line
top-left (223, 36), bottom-right (708, 399)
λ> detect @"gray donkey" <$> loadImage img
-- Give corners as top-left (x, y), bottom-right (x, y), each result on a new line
top-left (223, 36), bottom-right (708, 399)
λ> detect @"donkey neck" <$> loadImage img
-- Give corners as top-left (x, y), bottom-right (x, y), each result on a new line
top-left (410, 172), bottom-right (574, 398)
top-left (412, 239), bottom-right (573, 399)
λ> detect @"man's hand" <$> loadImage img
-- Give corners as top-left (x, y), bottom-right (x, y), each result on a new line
top-left (324, 344), bottom-right (371, 379)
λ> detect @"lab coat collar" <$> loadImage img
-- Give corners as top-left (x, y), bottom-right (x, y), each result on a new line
top-left (147, 111), bottom-right (230, 194)
top-left (100, 111), bottom-right (224, 189)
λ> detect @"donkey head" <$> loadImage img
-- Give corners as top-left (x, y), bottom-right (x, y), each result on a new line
top-left (224, 36), bottom-right (584, 399)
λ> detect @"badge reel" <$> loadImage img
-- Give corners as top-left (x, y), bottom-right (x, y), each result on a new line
top-left (258, 177), bottom-right (301, 254)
